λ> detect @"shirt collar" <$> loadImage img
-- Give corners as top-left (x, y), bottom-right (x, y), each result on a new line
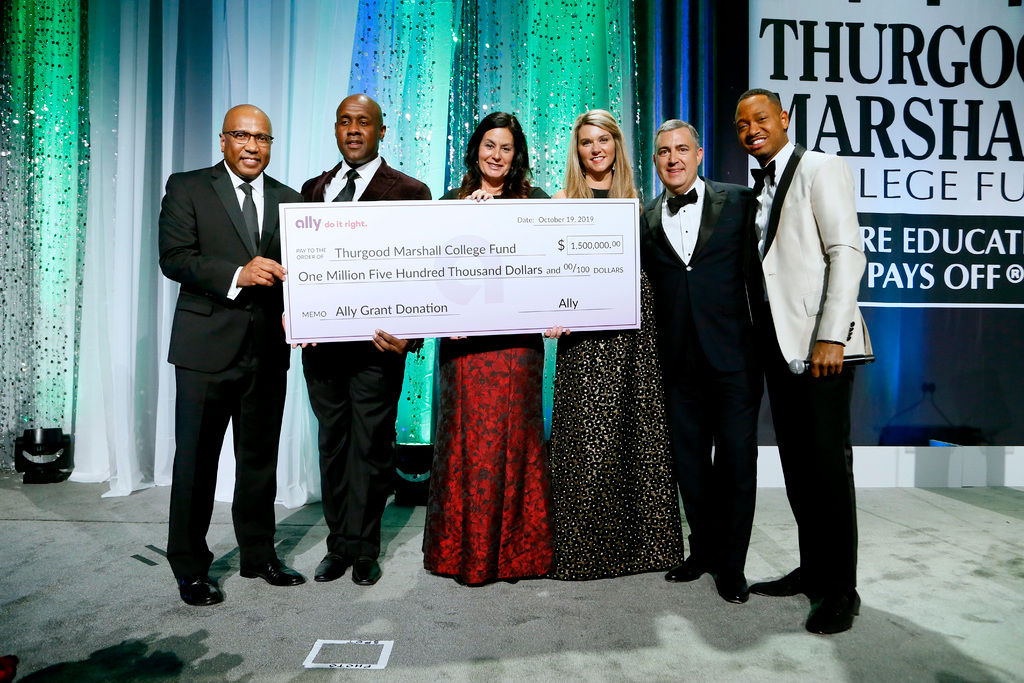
top-left (341, 154), bottom-right (383, 180)
top-left (665, 176), bottom-right (705, 203)
top-left (224, 165), bottom-right (264, 195)
top-left (762, 142), bottom-right (795, 178)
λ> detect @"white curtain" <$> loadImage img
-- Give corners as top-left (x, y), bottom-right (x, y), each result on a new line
top-left (74, 0), bottom-right (361, 506)
top-left (69, 0), bottom-right (641, 503)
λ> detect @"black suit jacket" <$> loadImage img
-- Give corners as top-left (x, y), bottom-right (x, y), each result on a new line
top-left (640, 177), bottom-right (755, 377)
top-left (159, 161), bottom-right (302, 373)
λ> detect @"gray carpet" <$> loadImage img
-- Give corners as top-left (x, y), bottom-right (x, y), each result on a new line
top-left (1, 473), bottom-right (1022, 682)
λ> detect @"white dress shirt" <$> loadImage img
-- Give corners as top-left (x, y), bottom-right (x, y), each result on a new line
top-left (661, 178), bottom-right (705, 265)
top-left (754, 141), bottom-right (795, 258)
top-left (324, 155), bottom-right (383, 204)
top-left (225, 166), bottom-right (265, 299)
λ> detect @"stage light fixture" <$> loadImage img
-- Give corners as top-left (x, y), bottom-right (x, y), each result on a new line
top-left (14, 428), bottom-right (74, 484)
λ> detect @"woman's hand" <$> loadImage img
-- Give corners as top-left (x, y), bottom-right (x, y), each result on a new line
top-left (467, 189), bottom-right (495, 202)
top-left (282, 314), bottom-right (316, 348)
top-left (544, 326), bottom-right (570, 339)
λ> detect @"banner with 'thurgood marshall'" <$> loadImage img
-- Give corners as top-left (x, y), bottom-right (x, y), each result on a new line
top-left (750, 0), bottom-right (1024, 308)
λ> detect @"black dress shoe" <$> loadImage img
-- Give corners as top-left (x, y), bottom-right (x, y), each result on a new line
top-left (177, 576), bottom-right (224, 606)
top-left (240, 561), bottom-right (306, 586)
top-left (749, 567), bottom-right (804, 597)
top-left (714, 570), bottom-right (750, 604)
top-left (664, 556), bottom-right (708, 583)
top-left (314, 554), bottom-right (352, 582)
top-left (806, 590), bottom-right (861, 634)
top-left (351, 556), bottom-right (382, 586)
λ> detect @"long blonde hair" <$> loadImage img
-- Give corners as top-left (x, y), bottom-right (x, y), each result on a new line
top-left (561, 110), bottom-right (638, 200)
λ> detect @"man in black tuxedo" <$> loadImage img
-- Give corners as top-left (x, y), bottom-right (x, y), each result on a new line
top-left (159, 104), bottom-right (305, 606)
top-left (640, 120), bottom-right (761, 604)
top-left (735, 89), bottom-right (872, 634)
top-left (301, 94), bottom-right (431, 586)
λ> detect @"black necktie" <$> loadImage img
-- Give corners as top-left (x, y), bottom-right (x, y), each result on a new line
top-left (666, 188), bottom-right (698, 216)
top-left (332, 168), bottom-right (360, 202)
top-left (751, 160), bottom-right (776, 193)
top-left (240, 182), bottom-right (259, 251)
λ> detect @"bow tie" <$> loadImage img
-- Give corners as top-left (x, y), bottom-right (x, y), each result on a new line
top-left (666, 188), bottom-right (698, 215)
top-left (751, 160), bottom-right (776, 189)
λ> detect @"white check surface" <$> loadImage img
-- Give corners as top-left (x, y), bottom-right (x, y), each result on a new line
top-left (280, 198), bottom-right (640, 344)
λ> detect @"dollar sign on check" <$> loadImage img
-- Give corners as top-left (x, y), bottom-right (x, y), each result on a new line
top-left (557, 239), bottom-right (564, 251)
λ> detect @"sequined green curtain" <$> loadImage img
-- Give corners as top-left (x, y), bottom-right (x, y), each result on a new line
top-left (350, 0), bottom-right (646, 438)
top-left (0, 0), bottom-right (89, 466)
top-left (3, 0), bottom-right (706, 490)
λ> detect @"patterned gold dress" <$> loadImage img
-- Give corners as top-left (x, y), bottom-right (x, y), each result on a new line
top-left (547, 198), bottom-right (685, 580)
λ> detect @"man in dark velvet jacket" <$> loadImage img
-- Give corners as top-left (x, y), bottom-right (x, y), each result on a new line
top-left (301, 94), bottom-right (431, 587)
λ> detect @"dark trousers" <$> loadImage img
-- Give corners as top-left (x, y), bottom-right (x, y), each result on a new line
top-left (665, 327), bottom-right (761, 573)
top-left (302, 342), bottom-right (405, 559)
top-left (167, 346), bottom-right (287, 579)
top-left (757, 302), bottom-right (858, 596)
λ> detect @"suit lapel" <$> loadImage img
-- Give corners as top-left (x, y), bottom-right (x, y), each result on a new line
top-left (313, 162), bottom-right (344, 202)
top-left (643, 193), bottom-right (664, 238)
top-left (763, 144), bottom-right (804, 256)
top-left (644, 193), bottom-right (686, 267)
top-left (692, 179), bottom-right (724, 261)
top-left (211, 162), bottom-right (257, 257)
top-left (360, 159), bottom-right (396, 201)
top-left (261, 179), bottom-right (280, 256)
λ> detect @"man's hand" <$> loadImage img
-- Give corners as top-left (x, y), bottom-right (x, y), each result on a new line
top-left (810, 341), bottom-right (844, 378)
top-left (239, 257), bottom-right (286, 287)
top-left (372, 329), bottom-right (410, 354)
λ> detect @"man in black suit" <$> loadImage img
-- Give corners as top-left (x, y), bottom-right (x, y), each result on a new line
top-left (301, 94), bottom-right (431, 586)
top-left (735, 89), bottom-right (872, 634)
top-left (640, 120), bottom-right (761, 604)
top-left (159, 104), bottom-right (305, 606)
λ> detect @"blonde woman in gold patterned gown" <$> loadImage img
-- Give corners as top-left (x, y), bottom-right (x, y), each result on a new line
top-left (545, 110), bottom-right (684, 580)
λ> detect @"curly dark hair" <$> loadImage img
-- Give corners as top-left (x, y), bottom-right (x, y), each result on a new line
top-left (456, 112), bottom-right (534, 198)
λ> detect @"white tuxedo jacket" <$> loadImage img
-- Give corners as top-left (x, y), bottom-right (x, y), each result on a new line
top-left (760, 145), bottom-right (873, 365)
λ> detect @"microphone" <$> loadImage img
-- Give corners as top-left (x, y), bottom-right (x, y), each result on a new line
top-left (788, 359), bottom-right (806, 375)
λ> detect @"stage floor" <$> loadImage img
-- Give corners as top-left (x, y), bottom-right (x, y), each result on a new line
top-left (1, 474), bottom-right (1022, 682)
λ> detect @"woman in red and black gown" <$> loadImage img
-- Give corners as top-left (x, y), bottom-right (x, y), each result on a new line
top-left (422, 112), bottom-right (552, 585)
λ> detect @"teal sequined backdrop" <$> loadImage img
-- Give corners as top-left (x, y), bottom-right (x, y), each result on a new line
top-left (348, 0), bottom-right (644, 444)
top-left (0, 0), bottom-right (88, 461)
top-left (0, 0), bottom-right (703, 467)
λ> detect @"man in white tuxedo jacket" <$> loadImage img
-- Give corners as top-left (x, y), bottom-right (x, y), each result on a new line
top-left (734, 88), bottom-right (873, 635)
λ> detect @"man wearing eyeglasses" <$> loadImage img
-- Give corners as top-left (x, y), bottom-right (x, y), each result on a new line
top-left (159, 104), bottom-right (305, 606)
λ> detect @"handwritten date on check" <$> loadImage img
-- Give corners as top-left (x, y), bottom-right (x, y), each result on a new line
top-left (279, 198), bottom-right (641, 345)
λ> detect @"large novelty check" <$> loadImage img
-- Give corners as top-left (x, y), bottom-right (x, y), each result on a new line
top-left (279, 198), bottom-right (641, 344)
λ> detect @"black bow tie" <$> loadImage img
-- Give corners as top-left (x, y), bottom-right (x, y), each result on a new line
top-left (751, 160), bottom-right (776, 189)
top-left (666, 188), bottom-right (698, 215)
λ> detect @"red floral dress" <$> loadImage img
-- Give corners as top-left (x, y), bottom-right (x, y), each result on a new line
top-left (423, 334), bottom-right (553, 584)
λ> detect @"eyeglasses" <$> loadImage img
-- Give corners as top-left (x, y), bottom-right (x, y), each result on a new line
top-left (222, 130), bottom-right (274, 146)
